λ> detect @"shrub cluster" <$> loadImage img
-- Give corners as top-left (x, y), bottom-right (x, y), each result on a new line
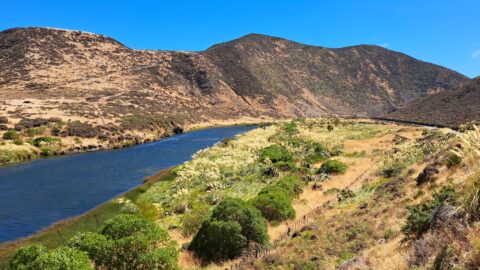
top-left (318, 159), bottom-right (347, 174)
top-left (189, 198), bottom-right (268, 262)
top-left (66, 121), bottom-right (97, 138)
top-left (11, 215), bottom-right (179, 270)
top-left (259, 144), bottom-right (293, 164)
top-left (283, 121), bottom-right (298, 136)
top-left (3, 130), bottom-right (20, 140)
top-left (10, 244), bottom-right (93, 270)
top-left (14, 117), bottom-right (61, 130)
top-left (251, 190), bottom-right (295, 222)
top-left (251, 175), bottom-right (303, 223)
top-left (304, 142), bottom-right (331, 164)
top-left (32, 136), bottom-right (61, 147)
top-left (121, 114), bottom-right (170, 131)
top-left (446, 154), bottom-right (462, 168)
top-left (402, 186), bottom-right (456, 239)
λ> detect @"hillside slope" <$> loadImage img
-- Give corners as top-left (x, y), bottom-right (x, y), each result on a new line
top-left (386, 77), bottom-right (480, 127)
top-left (1, 27), bottom-right (468, 118)
top-left (205, 34), bottom-right (467, 115)
top-left (4, 119), bottom-right (480, 269)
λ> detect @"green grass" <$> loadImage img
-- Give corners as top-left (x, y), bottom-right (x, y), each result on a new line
top-left (0, 168), bottom-right (176, 268)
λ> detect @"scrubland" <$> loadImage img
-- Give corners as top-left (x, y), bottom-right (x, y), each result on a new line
top-left (4, 118), bottom-right (480, 270)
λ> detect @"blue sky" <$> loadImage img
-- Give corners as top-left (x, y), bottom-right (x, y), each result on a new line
top-left (1, 0), bottom-right (479, 77)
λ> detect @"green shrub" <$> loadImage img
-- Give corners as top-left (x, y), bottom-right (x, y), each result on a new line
top-left (67, 232), bottom-right (110, 266)
top-left (283, 122), bottom-right (298, 136)
top-left (32, 136), bottom-right (61, 147)
top-left (263, 175), bottom-right (304, 199)
top-left (318, 159), bottom-right (347, 174)
top-left (139, 247), bottom-right (179, 270)
top-left (210, 198), bottom-right (269, 245)
top-left (100, 214), bottom-right (166, 240)
top-left (136, 197), bottom-right (161, 221)
top-left (251, 190), bottom-right (295, 222)
top-left (189, 220), bottom-right (247, 262)
top-left (11, 245), bottom-right (93, 270)
top-left (189, 198), bottom-right (268, 262)
top-left (3, 130), bottom-right (20, 140)
top-left (40, 147), bottom-right (55, 156)
top-left (68, 214), bottom-right (179, 270)
top-left (273, 160), bottom-right (297, 171)
top-left (382, 165), bottom-right (403, 178)
top-left (402, 186), bottom-right (456, 239)
top-left (31, 247), bottom-right (93, 270)
top-left (305, 142), bottom-right (331, 164)
top-left (259, 144), bottom-right (293, 163)
top-left (251, 175), bottom-right (302, 222)
top-left (180, 203), bottom-right (210, 236)
top-left (327, 124), bottom-right (334, 132)
top-left (446, 154), bottom-right (462, 168)
top-left (25, 128), bottom-right (36, 137)
top-left (17, 215), bottom-right (175, 270)
top-left (10, 244), bottom-right (46, 270)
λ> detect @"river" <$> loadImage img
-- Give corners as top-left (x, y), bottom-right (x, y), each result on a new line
top-left (0, 125), bottom-right (257, 243)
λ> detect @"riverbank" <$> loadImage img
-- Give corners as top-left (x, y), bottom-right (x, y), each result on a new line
top-left (0, 168), bottom-right (176, 268)
top-left (0, 116), bottom-right (269, 167)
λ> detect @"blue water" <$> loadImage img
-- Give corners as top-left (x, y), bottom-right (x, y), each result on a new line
top-left (0, 125), bottom-right (256, 243)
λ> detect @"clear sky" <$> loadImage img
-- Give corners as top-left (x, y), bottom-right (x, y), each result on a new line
top-left (1, 0), bottom-right (479, 78)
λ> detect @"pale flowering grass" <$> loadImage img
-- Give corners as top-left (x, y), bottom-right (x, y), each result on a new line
top-left (138, 119), bottom-right (408, 231)
top-left (378, 128), bottom-right (456, 177)
top-left (0, 142), bottom-right (38, 164)
top-left (451, 125), bottom-right (480, 167)
top-left (142, 125), bottom-right (279, 218)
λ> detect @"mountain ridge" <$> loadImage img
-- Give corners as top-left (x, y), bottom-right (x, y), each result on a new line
top-left (0, 27), bottom-right (470, 137)
top-left (386, 76), bottom-right (480, 127)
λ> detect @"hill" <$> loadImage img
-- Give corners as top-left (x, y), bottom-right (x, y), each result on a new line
top-left (386, 77), bottom-right (480, 127)
top-left (1, 27), bottom-right (467, 118)
top-left (0, 27), bottom-right (469, 163)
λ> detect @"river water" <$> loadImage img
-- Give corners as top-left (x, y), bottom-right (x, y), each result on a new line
top-left (0, 125), bottom-right (256, 243)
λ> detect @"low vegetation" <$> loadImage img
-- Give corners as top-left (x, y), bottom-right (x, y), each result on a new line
top-left (11, 215), bottom-right (179, 270)
top-left (11, 245), bottom-right (93, 270)
top-left (13, 118), bottom-right (474, 269)
top-left (317, 159), bottom-right (347, 174)
top-left (188, 198), bottom-right (268, 262)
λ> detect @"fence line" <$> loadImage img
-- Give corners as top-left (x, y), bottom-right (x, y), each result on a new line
top-left (229, 203), bottom-right (326, 270)
top-left (229, 165), bottom-right (373, 270)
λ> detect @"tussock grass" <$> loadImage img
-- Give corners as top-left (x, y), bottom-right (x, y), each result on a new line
top-left (0, 143), bottom-right (38, 165)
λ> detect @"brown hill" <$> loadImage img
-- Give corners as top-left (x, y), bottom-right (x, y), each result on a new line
top-left (386, 77), bottom-right (480, 127)
top-left (0, 27), bottom-right (469, 149)
top-left (1, 28), bottom-right (467, 116)
top-left (204, 34), bottom-right (467, 115)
